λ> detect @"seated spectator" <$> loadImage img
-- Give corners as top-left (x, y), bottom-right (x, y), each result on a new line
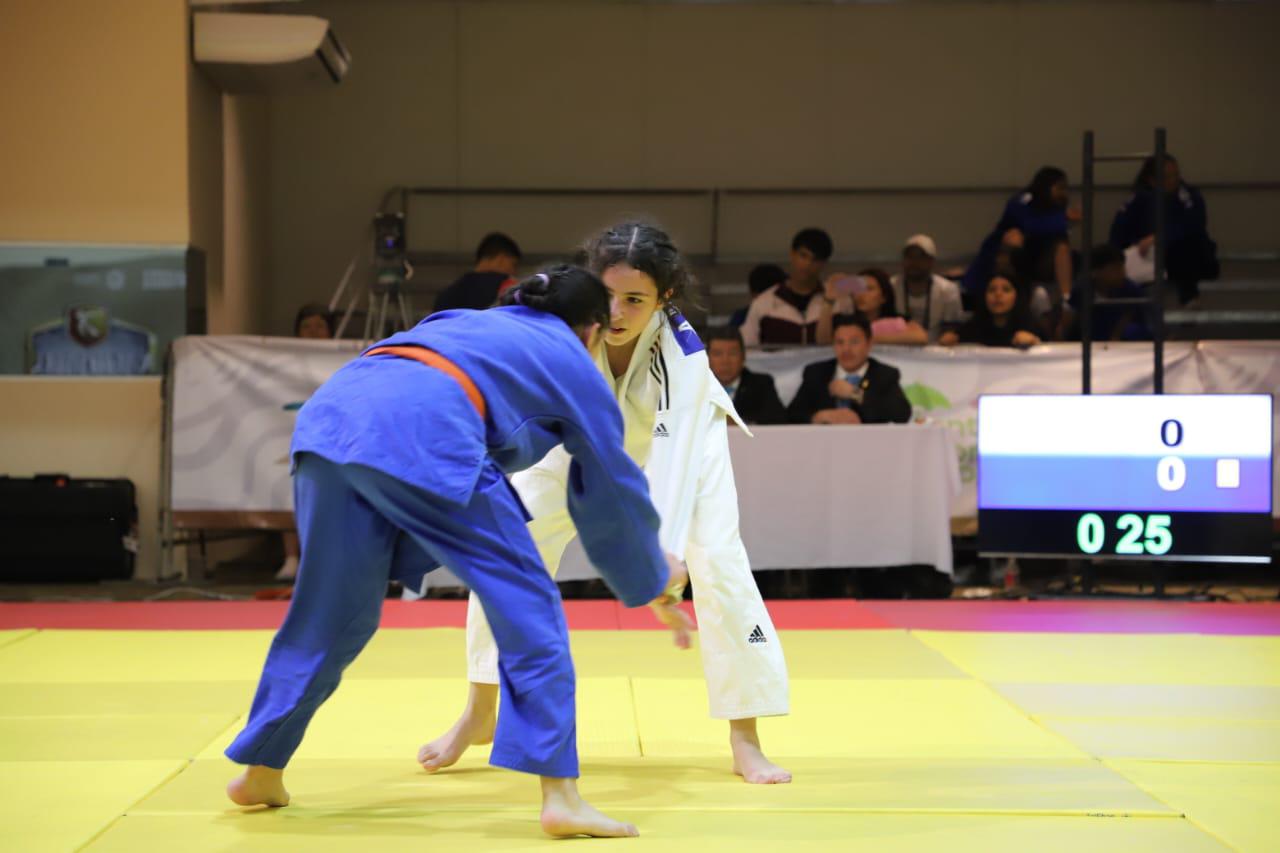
top-left (741, 228), bottom-right (853, 346)
top-left (992, 245), bottom-right (1057, 337)
top-left (431, 232), bottom-right (522, 312)
top-left (1109, 153), bottom-right (1217, 306)
top-left (706, 326), bottom-right (787, 425)
top-left (294, 303), bottom-right (334, 339)
top-left (729, 263), bottom-right (787, 327)
top-left (939, 275), bottom-right (1042, 349)
top-left (278, 303), bottom-right (336, 580)
top-left (786, 313), bottom-right (912, 425)
top-left (1065, 245), bottom-right (1154, 342)
top-left (888, 235), bottom-right (965, 342)
top-left (962, 167), bottom-right (1078, 305)
top-left (853, 267), bottom-right (927, 345)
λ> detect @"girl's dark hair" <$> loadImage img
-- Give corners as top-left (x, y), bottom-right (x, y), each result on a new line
top-left (857, 267), bottom-right (898, 319)
top-left (976, 274), bottom-right (1032, 323)
top-left (497, 264), bottom-right (610, 329)
top-left (294, 303), bottom-right (333, 337)
top-left (1133, 153), bottom-right (1179, 190)
top-left (1026, 166), bottom-right (1068, 209)
top-left (582, 221), bottom-right (697, 306)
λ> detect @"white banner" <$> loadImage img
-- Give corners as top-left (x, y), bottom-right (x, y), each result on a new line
top-left (170, 336), bottom-right (364, 512)
top-left (170, 337), bottom-right (1280, 520)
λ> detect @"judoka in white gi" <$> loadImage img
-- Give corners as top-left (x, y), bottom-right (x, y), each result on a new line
top-left (420, 222), bottom-right (792, 784)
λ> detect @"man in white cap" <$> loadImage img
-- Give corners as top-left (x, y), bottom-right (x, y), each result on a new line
top-left (889, 234), bottom-right (965, 343)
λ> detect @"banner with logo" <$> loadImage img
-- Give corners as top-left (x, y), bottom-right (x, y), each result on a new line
top-left (170, 336), bottom-right (1279, 521)
top-left (170, 336), bottom-right (364, 515)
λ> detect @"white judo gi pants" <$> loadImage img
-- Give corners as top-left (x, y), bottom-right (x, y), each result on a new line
top-left (466, 416), bottom-right (789, 720)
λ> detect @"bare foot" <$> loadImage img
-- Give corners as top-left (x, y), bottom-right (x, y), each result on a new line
top-left (729, 718), bottom-right (791, 785)
top-left (227, 766), bottom-right (290, 807)
top-left (539, 777), bottom-right (638, 838)
top-left (418, 685), bottom-right (498, 772)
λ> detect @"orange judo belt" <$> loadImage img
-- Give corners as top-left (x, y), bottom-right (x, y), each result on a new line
top-left (363, 346), bottom-right (487, 420)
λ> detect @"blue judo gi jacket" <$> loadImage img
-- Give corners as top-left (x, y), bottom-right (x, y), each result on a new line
top-left (291, 305), bottom-right (668, 608)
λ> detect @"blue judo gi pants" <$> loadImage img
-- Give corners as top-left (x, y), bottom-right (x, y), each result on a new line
top-left (225, 451), bottom-right (579, 777)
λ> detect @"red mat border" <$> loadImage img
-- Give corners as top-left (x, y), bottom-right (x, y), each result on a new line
top-left (1, 599), bottom-right (1278, 635)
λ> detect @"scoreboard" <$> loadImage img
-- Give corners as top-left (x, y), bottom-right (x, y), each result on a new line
top-left (977, 395), bottom-right (1274, 564)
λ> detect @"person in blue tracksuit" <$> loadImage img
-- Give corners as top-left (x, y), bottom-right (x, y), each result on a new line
top-left (1109, 153), bottom-right (1218, 306)
top-left (962, 166), bottom-right (1076, 306)
top-left (224, 265), bottom-right (689, 839)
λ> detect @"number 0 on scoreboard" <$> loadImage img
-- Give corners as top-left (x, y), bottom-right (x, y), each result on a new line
top-left (977, 395), bottom-right (1274, 563)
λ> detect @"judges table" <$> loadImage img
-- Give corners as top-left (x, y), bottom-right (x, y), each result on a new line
top-left (548, 423), bottom-right (960, 582)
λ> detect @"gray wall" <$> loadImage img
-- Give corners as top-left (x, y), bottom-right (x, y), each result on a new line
top-left (264, 0), bottom-right (1280, 331)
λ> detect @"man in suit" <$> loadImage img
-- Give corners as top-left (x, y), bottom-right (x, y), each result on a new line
top-left (786, 313), bottom-right (912, 425)
top-left (706, 326), bottom-right (787, 425)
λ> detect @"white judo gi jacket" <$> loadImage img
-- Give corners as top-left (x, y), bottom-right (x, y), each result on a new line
top-left (467, 307), bottom-right (790, 720)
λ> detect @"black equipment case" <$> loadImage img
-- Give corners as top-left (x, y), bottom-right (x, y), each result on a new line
top-left (0, 475), bottom-right (137, 582)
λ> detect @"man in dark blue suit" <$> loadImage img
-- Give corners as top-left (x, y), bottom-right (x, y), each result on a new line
top-left (786, 313), bottom-right (912, 426)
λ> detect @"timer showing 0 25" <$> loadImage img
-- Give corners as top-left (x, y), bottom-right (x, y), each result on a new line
top-left (1076, 513), bottom-right (1173, 556)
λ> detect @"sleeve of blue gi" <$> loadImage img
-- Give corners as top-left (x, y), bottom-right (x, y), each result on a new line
top-left (558, 402), bottom-right (668, 609)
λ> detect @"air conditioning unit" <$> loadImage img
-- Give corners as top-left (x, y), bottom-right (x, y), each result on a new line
top-left (193, 11), bottom-right (350, 93)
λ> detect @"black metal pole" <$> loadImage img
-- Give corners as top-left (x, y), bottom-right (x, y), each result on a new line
top-left (1152, 128), bottom-right (1168, 597)
top-left (1081, 131), bottom-right (1095, 395)
top-left (1153, 128), bottom-right (1167, 396)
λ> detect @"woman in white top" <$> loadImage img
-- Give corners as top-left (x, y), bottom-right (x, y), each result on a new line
top-left (420, 222), bottom-right (792, 784)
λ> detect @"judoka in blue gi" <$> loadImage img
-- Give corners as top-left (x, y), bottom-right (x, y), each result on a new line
top-left (224, 266), bottom-right (691, 839)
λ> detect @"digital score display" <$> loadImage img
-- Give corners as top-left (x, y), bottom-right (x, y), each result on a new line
top-left (977, 395), bottom-right (1274, 563)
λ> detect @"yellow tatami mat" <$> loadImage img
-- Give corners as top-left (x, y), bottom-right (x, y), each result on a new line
top-left (1039, 717), bottom-right (1280, 763)
top-left (2, 759), bottom-right (184, 853)
top-left (0, 628), bottom-right (35, 651)
top-left (993, 683), bottom-right (1280, 720)
top-left (80, 809), bottom-right (1228, 853)
top-left (0, 681), bottom-right (255, 717)
top-left (916, 631), bottom-right (1280, 685)
top-left (3, 626), bottom-right (1275, 851)
top-left (1105, 760), bottom-right (1280, 853)
top-left (632, 678), bottom-right (1086, 759)
top-left (0, 629), bottom-right (275, 683)
top-left (0, 713), bottom-right (238, 762)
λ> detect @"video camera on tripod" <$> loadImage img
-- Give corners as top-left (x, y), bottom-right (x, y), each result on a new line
top-left (331, 211), bottom-right (415, 340)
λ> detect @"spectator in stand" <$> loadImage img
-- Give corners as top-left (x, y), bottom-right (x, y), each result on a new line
top-left (991, 245), bottom-right (1059, 336)
top-left (786, 313), bottom-right (912, 425)
top-left (1109, 154), bottom-right (1218, 307)
top-left (741, 229), bottom-right (853, 346)
top-left (962, 167), bottom-right (1078, 306)
top-left (1064, 245), bottom-right (1154, 342)
top-left (295, 304), bottom-right (335, 339)
top-left (888, 235), bottom-right (964, 343)
top-left (432, 232), bottom-right (522, 312)
top-left (729, 264), bottom-right (787, 327)
top-left (706, 326), bottom-right (787, 425)
top-left (939, 275), bottom-right (1042, 349)
top-left (277, 304), bottom-right (336, 580)
top-left (853, 267), bottom-right (927, 345)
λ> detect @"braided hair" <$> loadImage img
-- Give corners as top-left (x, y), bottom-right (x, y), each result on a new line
top-left (497, 264), bottom-right (610, 329)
